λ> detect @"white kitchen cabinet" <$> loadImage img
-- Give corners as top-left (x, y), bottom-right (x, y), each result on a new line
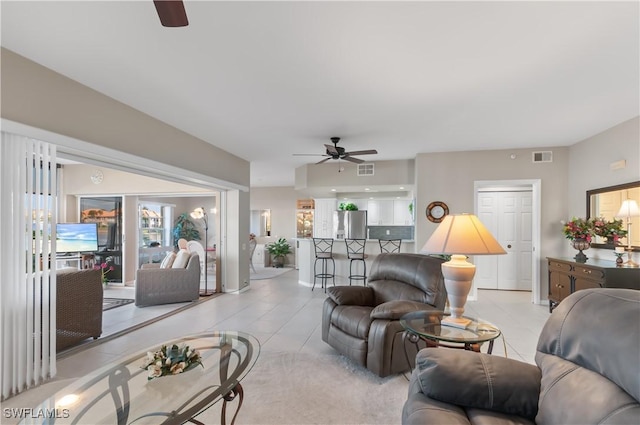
top-left (393, 200), bottom-right (414, 225)
top-left (313, 198), bottom-right (336, 238)
top-left (367, 200), bottom-right (394, 225)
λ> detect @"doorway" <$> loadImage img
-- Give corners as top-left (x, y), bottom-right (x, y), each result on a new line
top-left (473, 180), bottom-right (541, 304)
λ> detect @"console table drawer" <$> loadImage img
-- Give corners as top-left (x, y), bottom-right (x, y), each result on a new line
top-left (573, 266), bottom-right (605, 282)
top-left (549, 261), bottom-right (572, 273)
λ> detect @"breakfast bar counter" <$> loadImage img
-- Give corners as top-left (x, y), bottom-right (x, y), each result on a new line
top-left (295, 238), bottom-right (415, 287)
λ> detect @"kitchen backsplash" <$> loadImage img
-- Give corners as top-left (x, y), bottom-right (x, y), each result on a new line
top-left (368, 226), bottom-right (414, 240)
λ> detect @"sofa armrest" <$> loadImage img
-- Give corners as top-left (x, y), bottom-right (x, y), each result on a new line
top-left (415, 349), bottom-right (541, 420)
top-left (327, 286), bottom-right (374, 306)
top-left (371, 301), bottom-right (439, 320)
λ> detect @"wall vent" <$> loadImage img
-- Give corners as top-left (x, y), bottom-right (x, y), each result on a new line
top-left (532, 151), bottom-right (553, 163)
top-left (357, 163), bottom-right (374, 176)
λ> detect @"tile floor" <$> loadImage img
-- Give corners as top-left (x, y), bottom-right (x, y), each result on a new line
top-left (2, 268), bottom-right (550, 421)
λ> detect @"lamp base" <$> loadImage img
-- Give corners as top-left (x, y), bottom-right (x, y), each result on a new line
top-left (622, 259), bottom-right (640, 268)
top-left (442, 315), bottom-right (472, 329)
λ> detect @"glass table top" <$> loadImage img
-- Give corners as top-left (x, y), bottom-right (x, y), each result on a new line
top-left (400, 310), bottom-right (501, 344)
top-left (20, 331), bottom-right (259, 425)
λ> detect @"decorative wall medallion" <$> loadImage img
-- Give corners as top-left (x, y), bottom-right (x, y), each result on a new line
top-left (90, 170), bottom-right (104, 184)
top-left (426, 201), bottom-right (448, 223)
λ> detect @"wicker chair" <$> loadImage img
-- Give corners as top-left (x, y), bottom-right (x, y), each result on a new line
top-left (135, 252), bottom-right (201, 306)
top-left (56, 268), bottom-right (103, 352)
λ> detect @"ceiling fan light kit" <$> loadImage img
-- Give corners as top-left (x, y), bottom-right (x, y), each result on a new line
top-left (153, 0), bottom-right (189, 27)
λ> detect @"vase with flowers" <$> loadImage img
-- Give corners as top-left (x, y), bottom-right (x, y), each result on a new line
top-left (592, 217), bottom-right (627, 245)
top-left (94, 261), bottom-right (115, 286)
top-left (563, 217), bottom-right (593, 262)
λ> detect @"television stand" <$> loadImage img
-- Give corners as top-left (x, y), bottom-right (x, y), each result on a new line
top-left (56, 253), bottom-right (96, 270)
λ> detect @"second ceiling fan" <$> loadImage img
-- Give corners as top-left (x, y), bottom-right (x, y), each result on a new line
top-left (294, 137), bottom-right (378, 164)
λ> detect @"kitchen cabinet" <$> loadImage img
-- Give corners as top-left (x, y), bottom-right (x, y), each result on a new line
top-left (313, 199), bottom-right (336, 238)
top-left (547, 257), bottom-right (640, 312)
top-left (393, 200), bottom-right (413, 225)
top-left (367, 200), bottom-right (394, 225)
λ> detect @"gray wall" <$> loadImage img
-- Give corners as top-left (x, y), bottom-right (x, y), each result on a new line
top-left (568, 116), bottom-right (640, 262)
top-left (250, 187), bottom-right (298, 241)
top-left (1, 48), bottom-right (249, 188)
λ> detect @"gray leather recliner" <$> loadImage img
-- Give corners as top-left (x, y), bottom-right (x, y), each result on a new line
top-left (322, 253), bottom-right (447, 377)
top-left (402, 288), bottom-right (640, 425)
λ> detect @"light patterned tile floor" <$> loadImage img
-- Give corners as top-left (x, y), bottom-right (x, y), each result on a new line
top-left (2, 268), bottom-right (549, 423)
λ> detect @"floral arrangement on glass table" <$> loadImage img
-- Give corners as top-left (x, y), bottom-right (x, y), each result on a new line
top-left (141, 344), bottom-right (203, 380)
top-left (562, 217), bottom-right (593, 242)
top-left (591, 217), bottom-right (627, 244)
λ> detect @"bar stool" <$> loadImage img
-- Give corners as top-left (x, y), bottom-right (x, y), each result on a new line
top-left (379, 239), bottom-right (402, 253)
top-left (312, 238), bottom-right (335, 292)
top-left (345, 238), bottom-right (367, 286)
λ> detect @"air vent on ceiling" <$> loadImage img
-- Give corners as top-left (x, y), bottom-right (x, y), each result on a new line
top-left (357, 163), bottom-right (374, 176)
top-left (532, 151), bottom-right (553, 163)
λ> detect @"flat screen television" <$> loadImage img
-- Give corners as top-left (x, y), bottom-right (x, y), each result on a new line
top-left (56, 223), bottom-right (99, 253)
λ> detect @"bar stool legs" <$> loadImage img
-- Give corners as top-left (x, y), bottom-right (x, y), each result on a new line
top-left (312, 238), bottom-right (335, 292)
top-left (345, 239), bottom-right (367, 286)
top-left (313, 255), bottom-right (335, 292)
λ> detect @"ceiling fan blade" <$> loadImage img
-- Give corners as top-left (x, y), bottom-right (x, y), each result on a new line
top-left (153, 0), bottom-right (189, 27)
top-left (344, 149), bottom-right (378, 156)
top-left (293, 154), bottom-right (327, 157)
top-left (343, 156), bottom-right (365, 164)
top-left (325, 144), bottom-right (339, 156)
top-left (316, 158), bottom-right (332, 165)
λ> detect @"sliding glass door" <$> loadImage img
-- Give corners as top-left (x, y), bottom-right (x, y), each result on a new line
top-left (80, 196), bottom-right (123, 283)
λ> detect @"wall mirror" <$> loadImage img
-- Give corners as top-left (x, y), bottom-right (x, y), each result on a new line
top-left (587, 181), bottom-right (640, 250)
top-left (250, 209), bottom-right (271, 237)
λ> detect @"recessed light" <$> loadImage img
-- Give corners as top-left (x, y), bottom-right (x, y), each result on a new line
top-left (330, 188), bottom-right (336, 192)
top-left (364, 188), bottom-right (370, 191)
top-left (399, 186), bottom-right (405, 190)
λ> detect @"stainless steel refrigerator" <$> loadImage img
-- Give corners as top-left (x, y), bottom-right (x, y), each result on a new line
top-left (333, 210), bottom-right (368, 239)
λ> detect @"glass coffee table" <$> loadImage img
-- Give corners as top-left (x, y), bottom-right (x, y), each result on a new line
top-left (400, 310), bottom-right (502, 368)
top-left (20, 332), bottom-right (259, 425)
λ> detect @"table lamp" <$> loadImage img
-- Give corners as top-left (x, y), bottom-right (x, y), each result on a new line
top-left (615, 199), bottom-right (639, 268)
top-left (421, 213), bottom-right (506, 328)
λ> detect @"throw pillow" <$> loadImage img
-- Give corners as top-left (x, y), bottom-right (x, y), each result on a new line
top-left (172, 249), bottom-right (190, 269)
top-left (160, 251), bottom-right (177, 269)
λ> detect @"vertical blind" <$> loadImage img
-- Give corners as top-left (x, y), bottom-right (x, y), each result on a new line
top-left (1, 132), bottom-right (57, 400)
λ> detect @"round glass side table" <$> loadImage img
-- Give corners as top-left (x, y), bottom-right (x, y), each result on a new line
top-left (400, 310), bottom-right (502, 370)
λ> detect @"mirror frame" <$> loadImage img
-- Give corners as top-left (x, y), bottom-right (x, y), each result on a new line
top-left (586, 180), bottom-right (640, 251)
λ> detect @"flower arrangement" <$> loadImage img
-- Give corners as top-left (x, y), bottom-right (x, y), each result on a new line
top-left (562, 217), bottom-right (593, 242)
top-left (591, 217), bottom-right (627, 243)
top-left (141, 343), bottom-right (203, 380)
top-left (94, 261), bottom-right (115, 285)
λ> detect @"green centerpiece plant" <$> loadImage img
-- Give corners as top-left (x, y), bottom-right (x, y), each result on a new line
top-left (266, 237), bottom-right (292, 268)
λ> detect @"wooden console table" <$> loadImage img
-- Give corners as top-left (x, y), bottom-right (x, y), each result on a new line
top-left (547, 257), bottom-right (640, 312)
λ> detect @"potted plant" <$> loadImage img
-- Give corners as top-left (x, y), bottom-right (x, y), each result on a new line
top-left (266, 237), bottom-right (292, 268)
top-left (172, 213), bottom-right (201, 247)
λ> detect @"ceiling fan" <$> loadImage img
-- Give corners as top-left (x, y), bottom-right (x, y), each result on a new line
top-left (294, 137), bottom-right (378, 164)
top-left (153, 0), bottom-right (189, 27)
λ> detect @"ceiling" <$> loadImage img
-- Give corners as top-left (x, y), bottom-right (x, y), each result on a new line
top-left (2, 1), bottom-right (638, 189)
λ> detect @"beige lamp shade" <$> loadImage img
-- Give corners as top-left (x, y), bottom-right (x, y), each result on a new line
top-left (421, 214), bottom-right (506, 255)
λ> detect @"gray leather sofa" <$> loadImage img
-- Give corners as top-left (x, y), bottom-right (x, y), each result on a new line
top-left (322, 253), bottom-right (447, 377)
top-left (135, 252), bottom-right (200, 306)
top-left (402, 288), bottom-right (640, 425)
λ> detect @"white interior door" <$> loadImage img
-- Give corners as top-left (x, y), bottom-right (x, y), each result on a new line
top-left (476, 191), bottom-right (532, 291)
